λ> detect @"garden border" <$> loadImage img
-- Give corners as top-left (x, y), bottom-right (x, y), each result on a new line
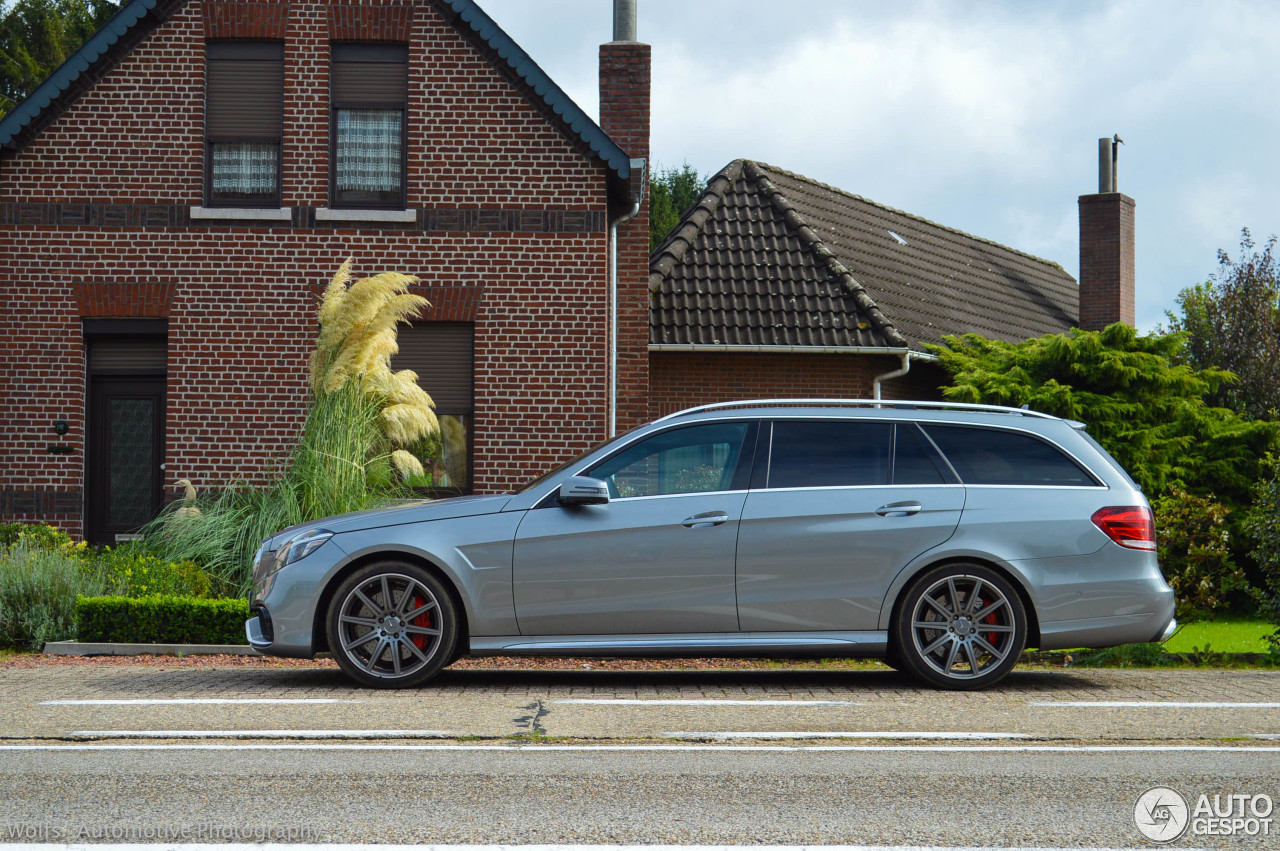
top-left (43, 641), bottom-right (258, 657)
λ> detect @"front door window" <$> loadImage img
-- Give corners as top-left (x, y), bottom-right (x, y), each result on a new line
top-left (587, 422), bottom-right (749, 498)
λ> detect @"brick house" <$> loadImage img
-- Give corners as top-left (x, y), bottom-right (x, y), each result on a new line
top-left (0, 0), bottom-right (651, 543)
top-left (648, 156), bottom-right (1136, 415)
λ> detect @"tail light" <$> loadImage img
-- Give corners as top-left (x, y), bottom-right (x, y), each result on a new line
top-left (1091, 506), bottom-right (1157, 551)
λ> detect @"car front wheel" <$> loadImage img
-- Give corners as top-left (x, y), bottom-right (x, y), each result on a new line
top-left (893, 564), bottom-right (1027, 690)
top-left (326, 561), bottom-right (459, 688)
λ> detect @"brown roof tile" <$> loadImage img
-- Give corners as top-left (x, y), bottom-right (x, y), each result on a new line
top-left (650, 160), bottom-right (1078, 351)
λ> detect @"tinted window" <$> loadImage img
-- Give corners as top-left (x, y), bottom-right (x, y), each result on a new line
top-left (923, 426), bottom-right (1095, 486)
top-left (768, 421), bottom-right (891, 488)
top-left (589, 423), bottom-right (748, 498)
top-left (893, 424), bottom-right (945, 485)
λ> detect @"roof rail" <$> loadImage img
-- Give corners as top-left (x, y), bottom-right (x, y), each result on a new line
top-left (653, 398), bottom-right (1059, 423)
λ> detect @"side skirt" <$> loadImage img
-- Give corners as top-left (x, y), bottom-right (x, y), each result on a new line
top-left (467, 631), bottom-right (888, 658)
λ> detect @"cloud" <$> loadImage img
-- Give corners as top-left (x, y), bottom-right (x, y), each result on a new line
top-left (482, 0), bottom-right (1280, 330)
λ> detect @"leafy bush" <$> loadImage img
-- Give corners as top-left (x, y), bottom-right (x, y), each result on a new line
top-left (93, 546), bottom-right (217, 599)
top-left (0, 541), bottom-right (105, 649)
top-left (1244, 455), bottom-right (1280, 646)
top-left (0, 521), bottom-right (78, 553)
top-left (76, 595), bottom-right (250, 645)
top-left (1152, 488), bottom-right (1253, 622)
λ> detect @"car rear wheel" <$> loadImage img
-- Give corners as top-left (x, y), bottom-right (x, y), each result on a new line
top-left (893, 564), bottom-right (1026, 690)
top-left (326, 561), bottom-right (459, 689)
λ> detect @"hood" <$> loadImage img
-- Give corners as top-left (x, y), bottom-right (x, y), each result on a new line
top-left (263, 493), bottom-right (513, 551)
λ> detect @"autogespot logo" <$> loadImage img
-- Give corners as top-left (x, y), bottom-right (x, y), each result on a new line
top-left (1135, 786), bottom-right (1190, 842)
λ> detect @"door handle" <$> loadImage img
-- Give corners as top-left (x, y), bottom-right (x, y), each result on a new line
top-left (681, 511), bottom-right (730, 528)
top-left (875, 501), bottom-right (922, 517)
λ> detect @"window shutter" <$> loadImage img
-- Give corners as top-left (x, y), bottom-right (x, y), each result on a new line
top-left (332, 43), bottom-right (408, 104)
top-left (391, 323), bottom-right (474, 413)
top-left (206, 42), bottom-right (283, 138)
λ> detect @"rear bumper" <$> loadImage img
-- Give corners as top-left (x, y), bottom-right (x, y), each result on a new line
top-left (1038, 596), bottom-right (1176, 650)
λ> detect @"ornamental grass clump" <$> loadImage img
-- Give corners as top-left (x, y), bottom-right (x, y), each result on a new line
top-left (146, 259), bottom-right (440, 595)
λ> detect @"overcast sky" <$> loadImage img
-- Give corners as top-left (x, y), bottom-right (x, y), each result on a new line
top-left (482, 0), bottom-right (1280, 330)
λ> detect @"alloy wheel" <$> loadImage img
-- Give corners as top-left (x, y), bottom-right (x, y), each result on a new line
top-left (335, 572), bottom-right (443, 679)
top-left (909, 574), bottom-right (1018, 680)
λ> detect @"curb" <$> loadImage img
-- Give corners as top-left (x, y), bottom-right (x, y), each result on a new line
top-left (43, 641), bottom-right (260, 657)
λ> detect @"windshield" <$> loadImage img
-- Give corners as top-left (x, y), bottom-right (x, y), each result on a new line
top-left (514, 424), bottom-right (647, 494)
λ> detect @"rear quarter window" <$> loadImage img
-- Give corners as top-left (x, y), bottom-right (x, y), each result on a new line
top-left (922, 425), bottom-right (1097, 487)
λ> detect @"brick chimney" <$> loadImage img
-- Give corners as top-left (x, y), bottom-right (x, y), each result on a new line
top-left (1078, 136), bottom-right (1136, 330)
top-left (600, 0), bottom-right (650, 432)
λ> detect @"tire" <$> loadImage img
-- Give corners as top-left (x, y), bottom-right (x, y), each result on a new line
top-left (326, 561), bottom-right (460, 689)
top-left (892, 563), bottom-right (1027, 690)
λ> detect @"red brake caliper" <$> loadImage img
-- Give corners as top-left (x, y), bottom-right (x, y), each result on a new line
top-left (982, 599), bottom-right (999, 646)
top-left (410, 595), bottom-right (432, 650)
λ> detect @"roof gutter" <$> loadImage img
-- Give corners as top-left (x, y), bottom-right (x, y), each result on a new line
top-left (649, 343), bottom-right (935, 358)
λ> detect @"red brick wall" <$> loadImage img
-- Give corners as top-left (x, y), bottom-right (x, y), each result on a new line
top-left (0, 0), bottom-right (626, 537)
top-left (599, 40), bottom-right (650, 434)
top-left (1078, 192), bottom-right (1136, 331)
top-left (648, 353), bottom-right (947, 417)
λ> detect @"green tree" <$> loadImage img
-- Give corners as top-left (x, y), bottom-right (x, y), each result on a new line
top-left (649, 162), bottom-right (704, 251)
top-left (930, 323), bottom-right (1278, 509)
top-left (1164, 229), bottom-right (1280, 420)
top-left (0, 0), bottom-right (120, 118)
top-left (1244, 456), bottom-right (1280, 644)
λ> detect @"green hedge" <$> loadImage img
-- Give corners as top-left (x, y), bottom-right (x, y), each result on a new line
top-left (75, 595), bottom-right (249, 645)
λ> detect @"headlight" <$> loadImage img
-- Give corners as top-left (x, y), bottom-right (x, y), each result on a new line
top-left (273, 528), bottom-right (334, 570)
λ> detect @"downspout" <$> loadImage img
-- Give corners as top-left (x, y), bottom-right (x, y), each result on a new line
top-left (872, 350), bottom-right (913, 403)
top-left (608, 201), bottom-right (639, 437)
top-left (608, 157), bottom-right (646, 437)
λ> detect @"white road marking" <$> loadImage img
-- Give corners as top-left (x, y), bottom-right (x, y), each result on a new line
top-left (663, 731), bottom-right (1029, 740)
top-left (1248, 733), bottom-right (1280, 739)
top-left (1, 743), bottom-right (1277, 753)
top-left (69, 730), bottom-right (451, 739)
top-left (0, 844), bottom-right (1177, 851)
top-left (554, 699), bottom-right (861, 706)
top-left (39, 698), bottom-right (356, 706)
top-left (1032, 701), bottom-right (1280, 709)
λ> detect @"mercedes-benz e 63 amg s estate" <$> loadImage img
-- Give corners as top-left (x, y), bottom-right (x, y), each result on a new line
top-left (246, 399), bottom-right (1175, 689)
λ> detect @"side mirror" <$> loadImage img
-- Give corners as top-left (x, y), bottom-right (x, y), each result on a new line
top-left (558, 476), bottom-right (610, 506)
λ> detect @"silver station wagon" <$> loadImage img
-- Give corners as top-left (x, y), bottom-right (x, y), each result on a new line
top-left (246, 400), bottom-right (1176, 689)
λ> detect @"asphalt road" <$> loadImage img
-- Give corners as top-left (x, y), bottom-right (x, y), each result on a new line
top-left (1, 745), bottom-right (1277, 846)
top-left (1, 664), bottom-right (1278, 846)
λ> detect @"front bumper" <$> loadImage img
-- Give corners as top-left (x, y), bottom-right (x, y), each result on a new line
top-left (244, 540), bottom-right (346, 660)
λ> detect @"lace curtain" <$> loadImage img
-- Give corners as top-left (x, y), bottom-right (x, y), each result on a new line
top-left (336, 109), bottom-right (403, 193)
top-left (211, 142), bottom-right (277, 195)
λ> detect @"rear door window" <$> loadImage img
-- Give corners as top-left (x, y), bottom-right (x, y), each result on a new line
top-left (893, 424), bottom-right (947, 485)
top-left (922, 425), bottom-right (1096, 486)
top-left (768, 421), bottom-right (891, 488)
